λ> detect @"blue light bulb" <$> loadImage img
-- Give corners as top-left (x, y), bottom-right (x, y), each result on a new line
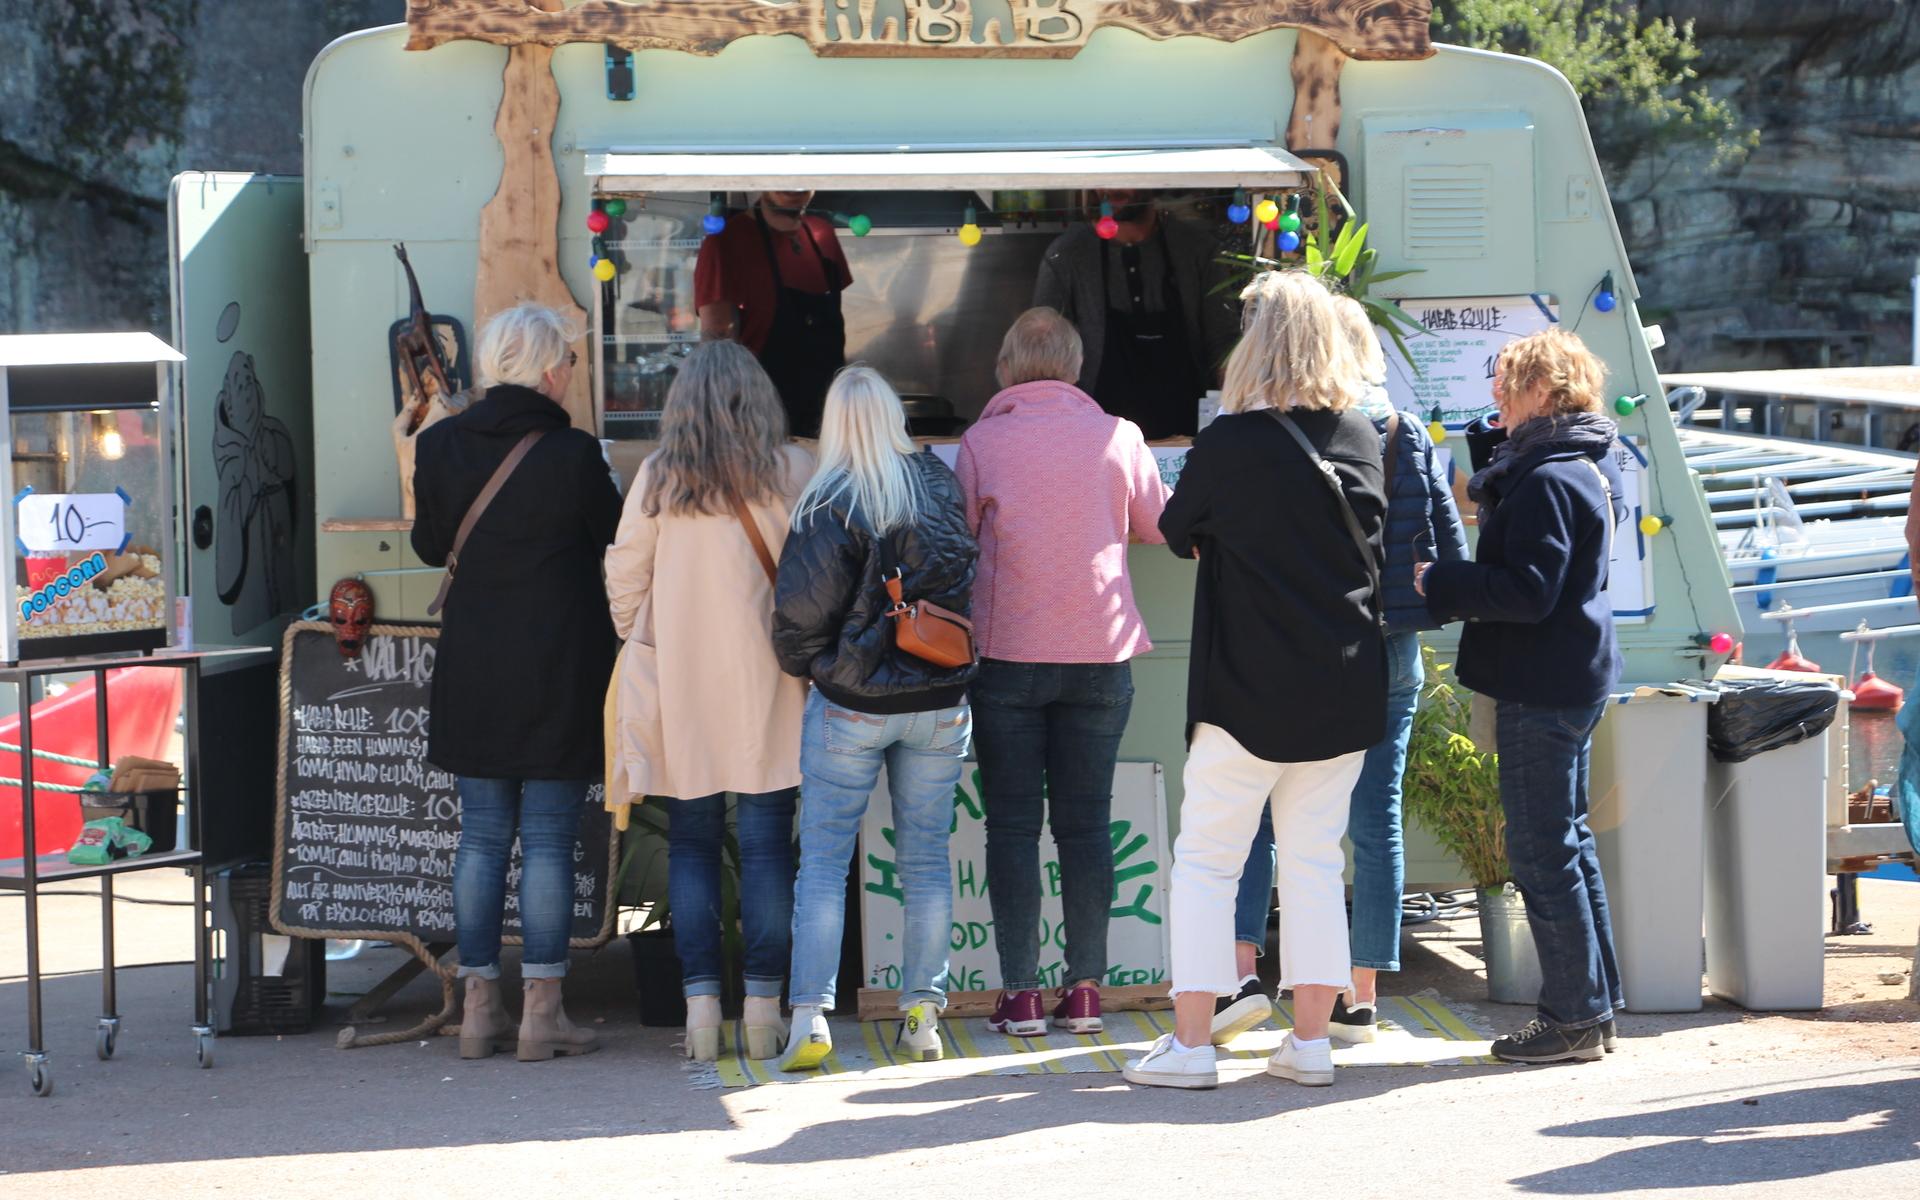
top-left (1228, 202), bottom-right (1251, 224)
top-left (702, 212), bottom-right (727, 236)
top-left (1279, 230), bottom-right (1301, 253)
top-left (1595, 290), bottom-right (1617, 313)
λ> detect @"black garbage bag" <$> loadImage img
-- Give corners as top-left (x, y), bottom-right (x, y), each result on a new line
top-left (1706, 675), bottom-right (1841, 764)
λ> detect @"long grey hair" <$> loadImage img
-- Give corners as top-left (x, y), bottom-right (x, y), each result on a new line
top-left (639, 340), bottom-right (790, 517)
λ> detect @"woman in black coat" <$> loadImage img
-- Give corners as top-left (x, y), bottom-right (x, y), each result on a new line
top-left (1126, 271), bottom-right (1387, 1092)
top-left (411, 303), bottom-right (621, 1062)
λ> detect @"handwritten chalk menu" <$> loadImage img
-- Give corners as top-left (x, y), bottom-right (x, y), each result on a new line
top-left (1380, 295), bottom-right (1559, 427)
top-left (859, 762), bottom-right (1171, 994)
top-left (272, 622), bottom-right (615, 949)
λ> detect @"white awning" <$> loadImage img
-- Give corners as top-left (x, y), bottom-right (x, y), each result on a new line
top-left (0, 332), bottom-right (183, 367)
top-left (587, 144), bottom-right (1313, 192)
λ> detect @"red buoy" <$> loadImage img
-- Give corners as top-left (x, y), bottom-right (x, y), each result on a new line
top-left (1850, 669), bottom-right (1904, 712)
top-left (1767, 648), bottom-right (1822, 672)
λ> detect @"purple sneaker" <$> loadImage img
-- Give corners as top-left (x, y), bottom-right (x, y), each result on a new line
top-left (987, 989), bottom-right (1047, 1037)
top-left (1052, 983), bottom-right (1103, 1034)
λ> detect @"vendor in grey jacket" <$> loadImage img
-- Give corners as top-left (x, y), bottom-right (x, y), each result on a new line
top-left (1215, 296), bottom-right (1469, 1049)
top-left (1033, 189), bottom-right (1237, 439)
top-left (1416, 327), bottom-right (1627, 1066)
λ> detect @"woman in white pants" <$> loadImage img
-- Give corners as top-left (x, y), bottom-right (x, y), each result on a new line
top-left (1127, 270), bottom-right (1388, 1090)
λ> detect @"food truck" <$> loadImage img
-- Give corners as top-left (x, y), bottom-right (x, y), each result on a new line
top-left (165, 2), bottom-right (1760, 1017)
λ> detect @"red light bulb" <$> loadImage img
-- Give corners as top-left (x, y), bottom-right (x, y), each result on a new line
top-left (1708, 632), bottom-right (1735, 655)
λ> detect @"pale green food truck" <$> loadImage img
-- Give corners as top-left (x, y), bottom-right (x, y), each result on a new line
top-left (167, 2), bottom-right (1747, 1018)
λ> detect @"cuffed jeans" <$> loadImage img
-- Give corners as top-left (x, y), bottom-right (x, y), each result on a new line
top-left (1234, 631), bottom-right (1423, 971)
top-left (1171, 723), bottom-right (1363, 996)
top-left (454, 776), bottom-right (592, 980)
top-left (666, 788), bottom-right (797, 999)
top-left (1496, 698), bottom-right (1625, 1030)
top-left (972, 659), bottom-right (1133, 991)
top-left (789, 690), bottom-right (970, 1012)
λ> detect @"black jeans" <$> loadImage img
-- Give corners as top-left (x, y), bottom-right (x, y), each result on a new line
top-left (972, 659), bottom-right (1134, 990)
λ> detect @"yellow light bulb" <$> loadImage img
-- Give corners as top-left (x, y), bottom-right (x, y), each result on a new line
top-left (958, 223), bottom-right (982, 247)
top-left (592, 258), bottom-right (617, 282)
top-left (1254, 199), bottom-right (1280, 224)
top-left (1427, 420), bottom-right (1448, 442)
top-left (1639, 514), bottom-right (1665, 536)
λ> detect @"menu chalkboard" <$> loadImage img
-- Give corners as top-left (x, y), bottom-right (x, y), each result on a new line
top-left (271, 621), bottom-right (615, 952)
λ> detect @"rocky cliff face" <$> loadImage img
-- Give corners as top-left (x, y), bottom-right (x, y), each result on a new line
top-left (0, 1), bottom-right (394, 334)
top-left (1616, 1), bottom-right (1920, 370)
top-left (2, 2), bottom-right (1914, 373)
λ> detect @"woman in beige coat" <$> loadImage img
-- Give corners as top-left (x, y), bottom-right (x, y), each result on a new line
top-left (604, 340), bottom-right (811, 1063)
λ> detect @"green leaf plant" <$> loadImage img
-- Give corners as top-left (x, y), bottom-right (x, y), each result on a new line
top-left (1400, 645), bottom-right (1511, 891)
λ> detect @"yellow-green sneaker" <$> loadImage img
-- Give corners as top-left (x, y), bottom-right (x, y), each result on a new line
top-left (778, 1005), bottom-right (832, 1072)
top-left (897, 1003), bottom-right (943, 1062)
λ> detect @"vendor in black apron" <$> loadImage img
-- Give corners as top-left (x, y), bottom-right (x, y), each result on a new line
top-left (695, 189), bottom-right (852, 438)
top-left (1033, 190), bottom-right (1231, 440)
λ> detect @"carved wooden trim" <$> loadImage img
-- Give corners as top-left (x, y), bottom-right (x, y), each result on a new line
top-left (1285, 29), bottom-right (1349, 171)
top-left (405, 0), bottom-right (1433, 62)
top-left (472, 3), bottom-right (594, 431)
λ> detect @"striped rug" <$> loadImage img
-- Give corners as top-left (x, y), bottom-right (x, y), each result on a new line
top-left (702, 993), bottom-right (1496, 1087)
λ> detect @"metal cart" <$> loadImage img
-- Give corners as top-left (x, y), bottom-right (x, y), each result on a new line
top-left (1, 645), bottom-right (270, 1096)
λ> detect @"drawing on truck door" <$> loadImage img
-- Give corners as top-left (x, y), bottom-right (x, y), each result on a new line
top-left (213, 314), bottom-right (298, 635)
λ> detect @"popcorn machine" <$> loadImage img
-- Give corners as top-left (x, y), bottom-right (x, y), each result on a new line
top-left (0, 333), bottom-right (181, 662)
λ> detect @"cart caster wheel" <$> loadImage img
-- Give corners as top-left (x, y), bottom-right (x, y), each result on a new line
top-left (96, 1025), bottom-right (117, 1061)
top-left (194, 1031), bottom-right (214, 1069)
top-left (27, 1058), bottom-right (52, 1098)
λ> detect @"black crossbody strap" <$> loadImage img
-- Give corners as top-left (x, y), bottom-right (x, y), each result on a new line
top-left (1266, 409), bottom-right (1384, 625)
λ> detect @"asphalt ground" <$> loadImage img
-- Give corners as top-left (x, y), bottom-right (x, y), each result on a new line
top-left (0, 872), bottom-right (1914, 1199)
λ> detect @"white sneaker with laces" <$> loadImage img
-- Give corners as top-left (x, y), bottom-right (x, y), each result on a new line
top-left (1266, 1033), bottom-right (1335, 1087)
top-left (1123, 1034), bottom-right (1219, 1090)
top-left (897, 1003), bottom-right (944, 1062)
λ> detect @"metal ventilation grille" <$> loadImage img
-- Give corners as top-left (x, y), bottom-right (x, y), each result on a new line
top-left (1404, 164), bottom-right (1491, 260)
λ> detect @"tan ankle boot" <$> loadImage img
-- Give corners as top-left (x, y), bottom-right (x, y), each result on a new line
top-left (517, 977), bottom-right (599, 1061)
top-left (743, 996), bottom-right (787, 1061)
top-left (685, 994), bottom-right (723, 1062)
top-left (458, 976), bottom-right (516, 1059)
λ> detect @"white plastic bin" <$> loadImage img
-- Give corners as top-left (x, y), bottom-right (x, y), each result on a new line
top-left (1589, 685), bottom-right (1716, 1013)
top-left (1702, 668), bottom-right (1837, 1011)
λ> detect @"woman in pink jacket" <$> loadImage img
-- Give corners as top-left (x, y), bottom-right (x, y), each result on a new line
top-left (956, 307), bottom-right (1171, 1037)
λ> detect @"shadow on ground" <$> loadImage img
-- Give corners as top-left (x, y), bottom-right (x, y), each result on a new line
top-left (1511, 1070), bottom-right (1920, 1193)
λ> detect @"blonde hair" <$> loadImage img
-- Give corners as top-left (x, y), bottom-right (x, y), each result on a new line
top-left (475, 303), bottom-right (577, 389)
top-left (792, 366), bottom-right (925, 536)
top-left (1221, 271), bottom-right (1364, 414)
top-left (1497, 328), bottom-right (1607, 416)
top-left (1333, 295), bottom-right (1386, 387)
top-left (995, 307), bottom-right (1084, 388)
top-left (639, 340), bottom-right (789, 517)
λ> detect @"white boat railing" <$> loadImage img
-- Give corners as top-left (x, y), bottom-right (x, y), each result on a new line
top-left (1760, 596), bottom-right (1918, 620)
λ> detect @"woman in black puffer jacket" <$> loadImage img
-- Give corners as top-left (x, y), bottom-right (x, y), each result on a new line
top-left (771, 365), bottom-right (977, 1073)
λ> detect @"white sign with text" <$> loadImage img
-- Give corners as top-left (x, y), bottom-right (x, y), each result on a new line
top-left (1380, 295), bottom-right (1559, 428)
top-left (858, 761), bottom-right (1171, 995)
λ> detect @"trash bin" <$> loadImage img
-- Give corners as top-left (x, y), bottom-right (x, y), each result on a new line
top-left (1703, 666), bottom-right (1841, 1011)
top-left (1589, 684), bottom-right (1718, 1012)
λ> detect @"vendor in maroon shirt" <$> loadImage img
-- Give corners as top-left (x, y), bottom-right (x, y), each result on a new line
top-left (695, 189), bottom-right (853, 439)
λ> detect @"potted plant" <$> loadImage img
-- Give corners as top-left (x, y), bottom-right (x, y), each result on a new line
top-left (1401, 646), bottom-right (1543, 1005)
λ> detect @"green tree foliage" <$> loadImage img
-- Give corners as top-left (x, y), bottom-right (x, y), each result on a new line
top-left (1431, 0), bottom-right (1758, 172)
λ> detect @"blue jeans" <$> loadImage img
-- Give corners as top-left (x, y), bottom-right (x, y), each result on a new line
top-left (454, 776), bottom-right (592, 979)
top-left (666, 789), bottom-right (797, 999)
top-left (1496, 698), bottom-right (1625, 1029)
top-left (789, 690), bottom-right (971, 1011)
top-left (973, 660), bottom-right (1134, 990)
top-left (1235, 631), bottom-right (1422, 969)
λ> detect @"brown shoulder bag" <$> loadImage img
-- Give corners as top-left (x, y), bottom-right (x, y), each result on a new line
top-left (879, 537), bottom-right (975, 669)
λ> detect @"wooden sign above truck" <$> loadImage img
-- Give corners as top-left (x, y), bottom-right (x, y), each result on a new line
top-left (403, 0), bottom-right (1435, 61)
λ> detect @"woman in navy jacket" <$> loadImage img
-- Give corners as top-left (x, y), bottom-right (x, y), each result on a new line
top-left (1417, 328), bottom-right (1627, 1065)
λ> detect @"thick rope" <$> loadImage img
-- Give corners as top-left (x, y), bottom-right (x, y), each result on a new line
top-left (0, 741), bottom-right (106, 770)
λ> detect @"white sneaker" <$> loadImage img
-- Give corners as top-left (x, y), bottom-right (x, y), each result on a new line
top-left (1266, 1033), bottom-right (1335, 1087)
top-left (897, 1003), bottom-right (943, 1062)
top-left (778, 1005), bottom-right (832, 1072)
top-left (1123, 1034), bottom-right (1218, 1090)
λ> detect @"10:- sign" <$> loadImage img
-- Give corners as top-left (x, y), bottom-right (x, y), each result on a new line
top-left (16, 488), bottom-right (132, 554)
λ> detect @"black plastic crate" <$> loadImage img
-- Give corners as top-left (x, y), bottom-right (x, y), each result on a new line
top-left (211, 863), bottom-right (325, 1035)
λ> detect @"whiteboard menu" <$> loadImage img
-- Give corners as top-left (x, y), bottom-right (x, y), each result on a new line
top-left (859, 761), bottom-right (1171, 996)
top-left (1380, 295), bottom-right (1560, 428)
